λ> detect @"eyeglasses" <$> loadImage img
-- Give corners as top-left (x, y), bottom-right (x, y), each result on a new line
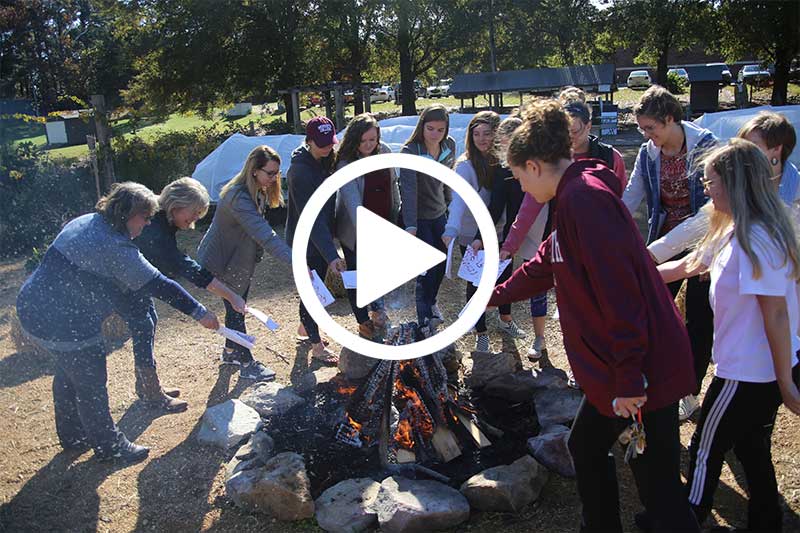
top-left (258, 168), bottom-right (280, 177)
top-left (637, 122), bottom-right (661, 135)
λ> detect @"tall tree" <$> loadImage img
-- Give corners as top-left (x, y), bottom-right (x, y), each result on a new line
top-left (716, 0), bottom-right (799, 106)
top-left (605, 0), bottom-right (713, 85)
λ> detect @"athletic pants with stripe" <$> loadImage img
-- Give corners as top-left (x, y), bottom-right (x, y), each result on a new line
top-left (687, 364), bottom-right (799, 531)
top-left (568, 398), bottom-right (699, 532)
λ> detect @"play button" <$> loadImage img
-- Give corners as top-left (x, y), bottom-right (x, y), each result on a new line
top-left (356, 206), bottom-right (446, 308)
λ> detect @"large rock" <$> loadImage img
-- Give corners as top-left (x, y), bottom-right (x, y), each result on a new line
top-left (240, 382), bottom-right (305, 417)
top-left (225, 451), bottom-right (314, 520)
top-left (465, 351), bottom-right (522, 388)
top-left (483, 367), bottom-right (568, 402)
top-left (375, 476), bottom-right (470, 533)
top-left (527, 425), bottom-right (575, 478)
top-left (227, 430), bottom-right (276, 477)
top-left (197, 399), bottom-right (261, 450)
top-left (532, 386), bottom-right (583, 427)
top-left (296, 366), bottom-right (340, 394)
top-left (460, 455), bottom-right (549, 512)
top-left (315, 478), bottom-right (380, 533)
top-left (338, 347), bottom-right (378, 380)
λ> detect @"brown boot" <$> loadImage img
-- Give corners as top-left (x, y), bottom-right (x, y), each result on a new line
top-left (135, 366), bottom-right (188, 413)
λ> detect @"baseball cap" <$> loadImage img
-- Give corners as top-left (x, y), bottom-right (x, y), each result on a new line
top-left (306, 116), bottom-right (338, 147)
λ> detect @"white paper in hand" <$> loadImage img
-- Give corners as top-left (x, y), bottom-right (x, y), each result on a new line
top-left (444, 239), bottom-right (456, 279)
top-left (311, 269), bottom-right (335, 307)
top-left (457, 247), bottom-right (485, 285)
top-left (341, 270), bottom-right (357, 289)
top-left (247, 307), bottom-right (280, 332)
top-left (217, 327), bottom-right (256, 349)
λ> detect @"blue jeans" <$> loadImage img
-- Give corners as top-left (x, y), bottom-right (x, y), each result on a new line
top-left (299, 253), bottom-right (329, 344)
top-left (52, 346), bottom-right (122, 454)
top-left (223, 285), bottom-right (253, 363)
top-left (530, 293), bottom-right (548, 318)
top-left (125, 296), bottom-right (158, 368)
top-left (415, 215), bottom-right (447, 324)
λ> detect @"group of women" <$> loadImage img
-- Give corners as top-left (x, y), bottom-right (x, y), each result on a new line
top-left (15, 83), bottom-right (800, 531)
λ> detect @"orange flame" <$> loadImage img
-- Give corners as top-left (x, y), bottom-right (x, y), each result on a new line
top-left (347, 415), bottom-right (363, 433)
top-left (337, 384), bottom-right (357, 395)
top-left (395, 419), bottom-right (414, 449)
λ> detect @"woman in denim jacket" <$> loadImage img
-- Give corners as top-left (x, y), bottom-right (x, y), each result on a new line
top-left (622, 86), bottom-right (717, 420)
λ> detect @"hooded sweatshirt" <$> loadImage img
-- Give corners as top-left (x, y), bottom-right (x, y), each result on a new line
top-left (489, 159), bottom-right (696, 417)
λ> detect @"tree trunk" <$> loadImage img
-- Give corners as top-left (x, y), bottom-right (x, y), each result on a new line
top-left (656, 46), bottom-right (670, 86)
top-left (283, 93), bottom-right (295, 130)
top-left (488, 0), bottom-right (497, 72)
top-left (354, 72), bottom-right (365, 116)
top-left (771, 46), bottom-right (791, 106)
top-left (398, 1), bottom-right (417, 116)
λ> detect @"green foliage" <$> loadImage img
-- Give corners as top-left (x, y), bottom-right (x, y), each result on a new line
top-left (666, 71), bottom-right (688, 94)
top-left (0, 143), bottom-right (96, 258)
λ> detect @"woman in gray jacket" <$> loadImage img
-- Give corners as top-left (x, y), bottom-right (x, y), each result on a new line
top-left (334, 113), bottom-right (399, 337)
top-left (198, 145), bottom-right (292, 381)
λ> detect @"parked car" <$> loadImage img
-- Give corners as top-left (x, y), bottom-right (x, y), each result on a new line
top-left (370, 87), bottom-right (392, 103)
top-left (627, 70), bottom-right (652, 89)
top-left (343, 90), bottom-right (354, 104)
top-left (668, 68), bottom-right (689, 83)
top-left (427, 78), bottom-right (452, 98)
top-left (738, 64), bottom-right (771, 86)
top-left (706, 63), bottom-right (733, 84)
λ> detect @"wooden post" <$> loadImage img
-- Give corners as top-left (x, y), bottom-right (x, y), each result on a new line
top-left (364, 86), bottom-right (372, 113)
top-left (86, 135), bottom-right (101, 200)
top-left (291, 90), bottom-right (302, 134)
top-left (90, 95), bottom-right (115, 193)
top-left (325, 90), bottom-right (334, 120)
top-left (333, 85), bottom-right (345, 131)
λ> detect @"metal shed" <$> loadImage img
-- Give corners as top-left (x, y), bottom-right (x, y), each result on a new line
top-left (448, 64), bottom-right (617, 109)
top-left (684, 65), bottom-right (724, 114)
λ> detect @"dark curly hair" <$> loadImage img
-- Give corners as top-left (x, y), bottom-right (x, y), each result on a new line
top-left (334, 113), bottom-right (381, 167)
top-left (507, 99), bottom-right (572, 167)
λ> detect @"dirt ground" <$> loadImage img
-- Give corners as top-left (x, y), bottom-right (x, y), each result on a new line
top-left (1, 139), bottom-right (799, 533)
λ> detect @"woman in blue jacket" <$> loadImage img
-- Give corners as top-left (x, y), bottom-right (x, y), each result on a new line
top-left (16, 183), bottom-right (219, 463)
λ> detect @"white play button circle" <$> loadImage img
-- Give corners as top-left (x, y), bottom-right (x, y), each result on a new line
top-left (355, 206), bottom-right (446, 308)
top-left (291, 152), bottom-right (499, 360)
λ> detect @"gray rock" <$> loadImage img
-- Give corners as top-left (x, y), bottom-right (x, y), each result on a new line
top-left (375, 476), bottom-right (470, 533)
top-left (533, 386), bottom-right (583, 427)
top-left (315, 478), bottom-right (380, 533)
top-left (296, 366), bottom-right (340, 394)
top-left (460, 455), bottom-right (548, 512)
top-left (225, 452), bottom-right (315, 520)
top-left (483, 367), bottom-right (568, 402)
top-left (197, 399), bottom-right (261, 450)
top-left (465, 351), bottom-right (522, 388)
top-left (251, 430), bottom-right (275, 461)
top-left (226, 454), bottom-right (264, 479)
top-left (527, 425), bottom-right (575, 478)
top-left (338, 347), bottom-right (378, 380)
top-left (240, 382), bottom-right (305, 417)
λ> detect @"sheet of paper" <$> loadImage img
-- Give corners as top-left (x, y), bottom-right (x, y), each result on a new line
top-left (444, 238), bottom-right (456, 279)
top-left (217, 327), bottom-right (256, 349)
top-left (341, 270), bottom-right (357, 289)
top-left (247, 307), bottom-right (280, 332)
top-left (457, 247), bottom-right (485, 285)
top-left (311, 269), bottom-right (335, 307)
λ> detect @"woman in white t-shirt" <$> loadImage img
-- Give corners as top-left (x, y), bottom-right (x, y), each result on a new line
top-left (657, 138), bottom-right (800, 530)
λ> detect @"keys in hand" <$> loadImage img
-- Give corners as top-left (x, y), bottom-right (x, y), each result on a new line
top-left (623, 410), bottom-right (646, 464)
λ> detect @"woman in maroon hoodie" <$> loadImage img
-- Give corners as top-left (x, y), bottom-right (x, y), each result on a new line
top-left (490, 99), bottom-right (698, 532)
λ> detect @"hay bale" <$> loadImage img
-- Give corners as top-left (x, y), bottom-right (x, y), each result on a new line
top-left (324, 269), bottom-right (347, 299)
top-left (674, 280), bottom-right (687, 322)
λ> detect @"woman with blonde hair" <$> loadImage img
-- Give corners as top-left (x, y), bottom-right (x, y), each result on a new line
top-left (656, 138), bottom-right (800, 531)
top-left (334, 113), bottom-right (399, 337)
top-left (399, 104), bottom-right (456, 331)
top-left (198, 145), bottom-right (292, 381)
top-left (128, 177), bottom-right (245, 411)
top-left (16, 182), bottom-right (219, 463)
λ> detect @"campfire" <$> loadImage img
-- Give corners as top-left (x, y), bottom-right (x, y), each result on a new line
top-left (335, 323), bottom-right (491, 467)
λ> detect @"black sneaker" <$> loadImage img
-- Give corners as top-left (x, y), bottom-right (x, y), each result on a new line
top-left (239, 360), bottom-right (276, 382)
top-left (60, 437), bottom-right (90, 452)
top-left (220, 349), bottom-right (244, 366)
top-left (97, 436), bottom-right (149, 463)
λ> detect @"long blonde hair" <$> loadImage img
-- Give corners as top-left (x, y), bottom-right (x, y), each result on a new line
top-left (692, 138), bottom-right (800, 280)
top-left (220, 145), bottom-right (283, 209)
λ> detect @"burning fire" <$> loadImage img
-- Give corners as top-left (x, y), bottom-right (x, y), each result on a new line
top-left (395, 419), bottom-right (414, 449)
top-left (347, 415), bottom-right (363, 433)
top-left (337, 384), bottom-right (357, 395)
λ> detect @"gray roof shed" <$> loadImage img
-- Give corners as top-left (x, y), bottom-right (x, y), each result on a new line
top-left (448, 64), bottom-right (616, 97)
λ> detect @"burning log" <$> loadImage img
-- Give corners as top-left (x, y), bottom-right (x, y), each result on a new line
top-left (334, 322), bottom-right (491, 466)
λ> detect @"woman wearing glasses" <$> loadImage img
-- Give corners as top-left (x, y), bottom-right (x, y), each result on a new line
top-left (622, 86), bottom-right (717, 421)
top-left (198, 145), bottom-right (292, 381)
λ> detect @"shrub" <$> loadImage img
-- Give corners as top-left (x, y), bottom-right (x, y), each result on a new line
top-left (1, 142), bottom-right (96, 258)
top-left (666, 71), bottom-right (688, 95)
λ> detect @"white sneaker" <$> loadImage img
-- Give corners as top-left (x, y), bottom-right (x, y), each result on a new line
top-left (475, 334), bottom-right (490, 353)
top-left (498, 318), bottom-right (527, 339)
top-left (678, 394), bottom-right (700, 421)
top-left (527, 335), bottom-right (547, 360)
